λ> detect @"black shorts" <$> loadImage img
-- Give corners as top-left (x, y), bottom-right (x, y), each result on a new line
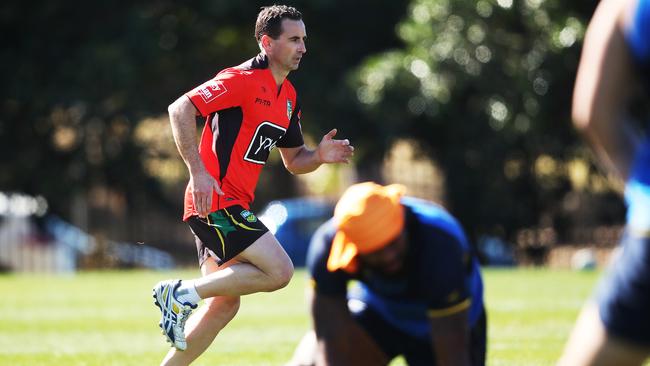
top-left (351, 301), bottom-right (487, 366)
top-left (187, 205), bottom-right (269, 266)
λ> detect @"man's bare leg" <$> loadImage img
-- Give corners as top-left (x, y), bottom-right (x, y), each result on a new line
top-left (558, 302), bottom-right (649, 366)
top-left (193, 231), bottom-right (294, 298)
top-left (156, 231), bottom-right (293, 359)
top-left (161, 260), bottom-right (241, 366)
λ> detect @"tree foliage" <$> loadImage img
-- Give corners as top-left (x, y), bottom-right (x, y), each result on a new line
top-left (2, 0), bottom-right (625, 244)
top-left (349, 0), bottom-right (616, 240)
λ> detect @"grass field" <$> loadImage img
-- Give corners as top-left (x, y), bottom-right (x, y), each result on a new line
top-left (0, 268), bottom-right (607, 365)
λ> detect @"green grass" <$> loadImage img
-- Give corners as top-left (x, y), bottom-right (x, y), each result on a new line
top-left (0, 268), bottom-right (607, 365)
top-left (485, 269), bottom-right (597, 366)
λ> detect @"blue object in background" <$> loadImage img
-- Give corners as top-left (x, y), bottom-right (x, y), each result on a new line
top-left (477, 235), bottom-right (516, 266)
top-left (259, 198), bottom-right (334, 267)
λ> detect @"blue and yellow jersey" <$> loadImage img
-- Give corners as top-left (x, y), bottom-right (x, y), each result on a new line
top-left (625, 0), bottom-right (650, 233)
top-left (307, 197), bottom-right (484, 339)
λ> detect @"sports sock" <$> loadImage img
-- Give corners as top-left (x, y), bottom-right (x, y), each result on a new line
top-left (175, 280), bottom-right (201, 306)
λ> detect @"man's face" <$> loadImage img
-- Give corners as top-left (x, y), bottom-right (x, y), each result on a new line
top-left (358, 232), bottom-right (408, 275)
top-left (266, 19), bottom-right (307, 72)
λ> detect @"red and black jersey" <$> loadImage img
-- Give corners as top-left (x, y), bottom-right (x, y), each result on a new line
top-left (183, 54), bottom-right (304, 220)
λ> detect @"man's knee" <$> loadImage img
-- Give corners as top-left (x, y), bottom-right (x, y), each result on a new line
top-left (269, 257), bottom-right (294, 290)
top-left (277, 259), bottom-right (295, 288)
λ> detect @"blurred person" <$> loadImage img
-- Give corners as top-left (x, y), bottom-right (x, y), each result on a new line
top-left (152, 5), bottom-right (354, 365)
top-left (287, 182), bottom-right (486, 366)
top-left (558, 0), bottom-right (650, 365)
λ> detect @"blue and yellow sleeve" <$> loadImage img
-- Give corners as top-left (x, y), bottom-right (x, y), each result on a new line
top-left (306, 219), bottom-right (349, 296)
top-left (626, 0), bottom-right (650, 63)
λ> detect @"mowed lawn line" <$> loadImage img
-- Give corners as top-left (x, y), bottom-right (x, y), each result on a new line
top-left (0, 268), bottom-right (605, 366)
top-left (485, 268), bottom-right (599, 366)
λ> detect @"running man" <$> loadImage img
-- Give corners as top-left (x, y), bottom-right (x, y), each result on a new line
top-left (558, 0), bottom-right (650, 364)
top-left (152, 5), bottom-right (354, 365)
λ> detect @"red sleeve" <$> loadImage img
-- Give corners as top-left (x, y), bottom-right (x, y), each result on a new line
top-left (185, 70), bottom-right (245, 117)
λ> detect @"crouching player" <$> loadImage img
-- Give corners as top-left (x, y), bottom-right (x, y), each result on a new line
top-left (288, 182), bottom-right (486, 366)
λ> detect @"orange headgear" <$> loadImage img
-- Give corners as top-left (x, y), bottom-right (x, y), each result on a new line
top-left (326, 182), bottom-right (406, 273)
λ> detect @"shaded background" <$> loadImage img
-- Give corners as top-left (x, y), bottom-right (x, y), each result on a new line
top-left (0, 0), bottom-right (632, 269)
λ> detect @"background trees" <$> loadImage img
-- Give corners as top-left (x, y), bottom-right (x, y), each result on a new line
top-left (1, 0), bottom-right (625, 250)
top-left (351, 0), bottom-right (617, 241)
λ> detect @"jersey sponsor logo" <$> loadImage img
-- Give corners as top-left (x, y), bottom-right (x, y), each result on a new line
top-left (244, 121), bottom-right (286, 165)
top-left (198, 80), bottom-right (227, 103)
top-left (255, 97), bottom-right (271, 107)
top-left (240, 210), bottom-right (258, 223)
top-left (287, 100), bottom-right (293, 119)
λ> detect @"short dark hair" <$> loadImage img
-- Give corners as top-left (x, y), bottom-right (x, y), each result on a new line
top-left (255, 5), bottom-right (302, 42)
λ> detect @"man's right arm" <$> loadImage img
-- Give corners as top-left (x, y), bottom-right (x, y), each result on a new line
top-left (168, 96), bottom-right (222, 217)
top-left (572, 0), bottom-right (638, 182)
top-left (311, 293), bottom-right (389, 366)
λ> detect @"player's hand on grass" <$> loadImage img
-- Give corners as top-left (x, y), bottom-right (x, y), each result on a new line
top-left (190, 169), bottom-right (223, 217)
top-left (317, 129), bottom-right (354, 164)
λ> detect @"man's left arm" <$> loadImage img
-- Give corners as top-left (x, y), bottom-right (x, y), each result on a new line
top-left (422, 222), bottom-right (476, 366)
top-left (428, 307), bottom-right (472, 366)
top-left (278, 129), bottom-right (353, 174)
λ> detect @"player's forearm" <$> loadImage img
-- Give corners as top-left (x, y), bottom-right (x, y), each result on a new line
top-left (429, 310), bottom-right (472, 366)
top-left (582, 118), bottom-right (638, 182)
top-left (168, 96), bottom-right (206, 175)
top-left (284, 146), bottom-right (322, 175)
top-left (314, 325), bottom-right (383, 366)
top-left (572, 0), bottom-right (637, 182)
top-left (313, 323), bottom-right (353, 366)
top-left (575, 85), bottom-right (637, 181)
top-left (432, 340), bottom-right (471, 366)
top-left (312, 296), bottom-right (387, 366)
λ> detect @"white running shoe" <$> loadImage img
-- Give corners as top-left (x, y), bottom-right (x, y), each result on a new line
top-left (152, 279), bottom-right (197, 350)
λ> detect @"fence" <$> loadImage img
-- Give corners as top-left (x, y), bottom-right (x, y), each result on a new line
top-left (0, 193), bottom-right (175, 273)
